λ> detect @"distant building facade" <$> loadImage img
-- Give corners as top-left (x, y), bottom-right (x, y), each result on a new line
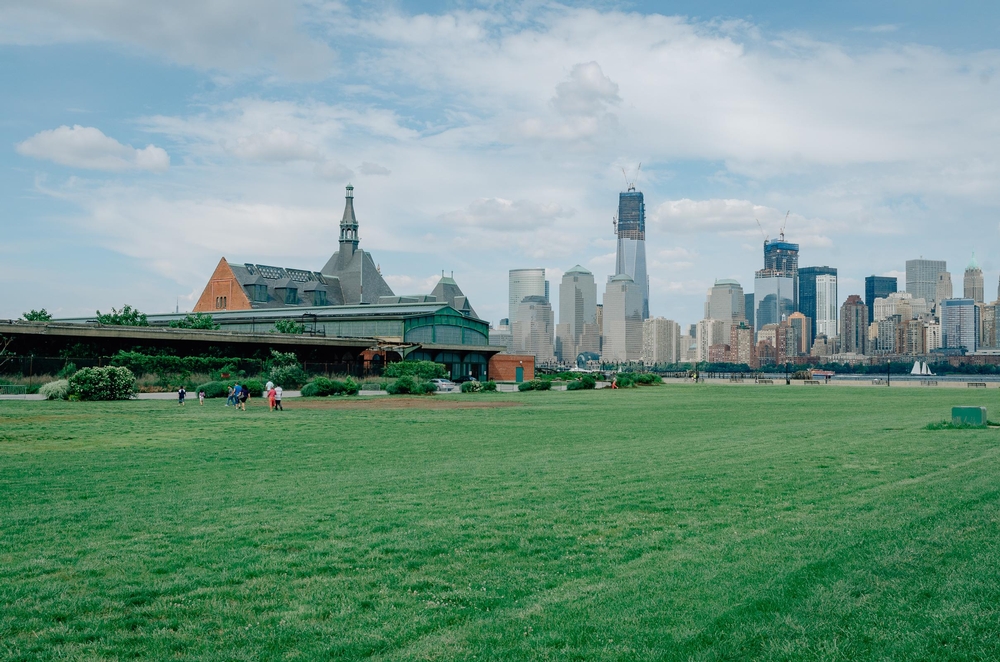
top-left (508, 268), bottom-right (547, 327)
top-left (840, 295), bottom-right (868, 355)
top-left (906, 259), bottom-right (947, 305)
top-left (615, 187), bottom-right (649, 319)
top-left (940, 298), bottom-right (978, 352)
top-left (935, 272), bottom-right (954, 305)
top-left (601, 275), bottom-right (644, 362)
top-left (964, 254), bottom-right (984, 303)
top-left (641, 317), bottom-right (681, 365)
top-left (799, 266), bottom-right (837, 341)
top-left (865, 275), bottom-right (897, 324)
top-left (512, 296), bottom-right (555, 362)
top-left (556, 265), bottom-right (599, 363)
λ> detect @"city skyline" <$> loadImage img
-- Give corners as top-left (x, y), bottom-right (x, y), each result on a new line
top-left (3, 2), bottom-right (1000, 328)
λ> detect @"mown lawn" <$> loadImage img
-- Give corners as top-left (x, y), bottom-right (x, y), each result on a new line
top-left (2, 385), bottom-right (1000, 660)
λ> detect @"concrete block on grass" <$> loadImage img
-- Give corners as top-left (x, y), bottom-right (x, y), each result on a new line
top-left (952, 406), bottom-right (987, 427)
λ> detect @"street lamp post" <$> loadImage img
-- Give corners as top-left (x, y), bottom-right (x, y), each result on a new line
top-left (785, 361), bottom-right (790, 385)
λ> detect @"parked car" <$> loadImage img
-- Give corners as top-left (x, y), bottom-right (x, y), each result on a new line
top-left (454, 375), bottom-right (479, 384)
top-left (430, 378), bottom-right (457, 391)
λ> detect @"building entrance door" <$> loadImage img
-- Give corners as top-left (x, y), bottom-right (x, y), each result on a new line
top-left (515, 366), bottom-right (523, 382)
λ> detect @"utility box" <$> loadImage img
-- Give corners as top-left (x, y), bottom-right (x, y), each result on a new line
top-left (952, 406), bottom-right (988, 427)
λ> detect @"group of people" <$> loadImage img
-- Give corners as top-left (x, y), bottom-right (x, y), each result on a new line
top-left (175, 381), bottom-right (285, 410)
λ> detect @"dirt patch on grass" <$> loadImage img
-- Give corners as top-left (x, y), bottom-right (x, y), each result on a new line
top-left (292, 397), bottom-right (523, 411)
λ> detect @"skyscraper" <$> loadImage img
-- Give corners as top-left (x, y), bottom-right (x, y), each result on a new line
top-left (787, 312), bottom-right (812, 355)
top-left (936, 272), bottom-right (954, 304)
top-left (615, 186), bottom-right (649, 319)
top-left (864, 275), bottom-right (897, 324)
top-left (754, 236), bottom-right (799, 331)
top-left (508, 268), bottom-right (546, 326)
top-left (940, 298), bottom-right (978, 352)
top-left (706, 279), bottom-right (746, 323)
top-left (839, 295), bottom-right (868, 355)
top-left (601, 275), bottom-right (644, 362)
top-left (799, 266), bottom-right (837, 341)
top-left (556, 265), bottom-right (598, 363)
top-left (744, 293), bottom-right (754, 329)
top-left (906, 259), bottom-right (946, 304)
top-left (512, 295), bottom-right (555, 361)
top-left (964, 253), bottom-right (984, 303)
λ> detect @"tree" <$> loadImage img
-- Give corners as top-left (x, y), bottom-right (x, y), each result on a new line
top-left (273, 319), bottom-right (305, 334)
top-left (95, 305), bottom-right (149, 327)
top-left (0, 335), bottom-right (14, 373)
top-left (22, 309), bottom-right (52, 321)
top-left (169, 313), bottom-right (220, 330)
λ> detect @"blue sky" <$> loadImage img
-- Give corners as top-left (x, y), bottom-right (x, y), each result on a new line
top-left (3, 1), bottom-right (1000, 329)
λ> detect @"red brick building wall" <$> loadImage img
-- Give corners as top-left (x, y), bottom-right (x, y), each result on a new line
top-left (193, 258), bottom-right (252, 313)
top-left (488, 354), bottom-right (534, 382)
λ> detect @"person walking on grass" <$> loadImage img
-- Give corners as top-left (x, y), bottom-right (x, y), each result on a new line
top-left (274, 385), bottom-right (283, 411)
top-left (199, 390), bottom-right (205, 405)
top-left (267, 385), bottom-right (277, 411)
top-left (178, 386), bottom-right (186, 405)
top-left (226, 385), bottom-right (235, 406)
top-left (238, 385), bottom-right (249, 411)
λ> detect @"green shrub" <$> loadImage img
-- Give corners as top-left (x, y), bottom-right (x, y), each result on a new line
top-left (566, 380), bottom-right (583, 391)
top-left (196, 381), bottom-right (230, 398)
top-left (243, 379), bottom-right (264, 397)
top-left (169, 313), bottom-right (220, 330)
top-left (581, 374), bottom-right (597, 389)
top-left (56, 362), bottom-right (77, 379)
top-left (273, 319), bottom-right (306, 334)
top-left (110, 351), bottom-right (253, 377)
top-left (69, 366), bottom-right (136, 401)
top-left (518, 379), bottom-right (551, 392)
top-left (386, 376), bottom-right (417, 394)
top-left (460, 380), bottom-right (483, 393)
top-left (268, 365), bottom-right (307, 389)
top-left (415, 381), bottom-right (437, 394)
top-left (482, 380), bottom-right (497, 392)
top-left (301, 376), bottom-right (359, 397)
top-left (95, 304), bottom-right (148, 326)
top-left (384, 361), bottom-right (447, 380)
top-left (39, 379), bottom-right (69, 400)
top-left (518, 380), bottom-right (534, 392)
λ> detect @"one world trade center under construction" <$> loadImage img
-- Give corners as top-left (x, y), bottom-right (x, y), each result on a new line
top-left (614, 184), bottom-right (650, 319)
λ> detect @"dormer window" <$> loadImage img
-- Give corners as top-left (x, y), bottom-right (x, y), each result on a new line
top-left (312, 290), bottom-right (327, 306)
top-left (283, 288), bottom-right (298, 305)
top-left (252, 284), bottom-right (268, 302)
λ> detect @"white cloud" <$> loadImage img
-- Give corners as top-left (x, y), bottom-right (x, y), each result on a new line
top-left (16, 125), bottom-right (169, 172)
top-left (0, 0), bottom-right (334, 78)
top-left (359, 161), bottom-right (391, 176)
top-left (224, 128), bottom-right (321, 162)
top-left (441, 198), bottom-right (572, 231)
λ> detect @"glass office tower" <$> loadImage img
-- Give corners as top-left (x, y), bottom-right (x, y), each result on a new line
top-left (615, 188), bottom-right (649, 319)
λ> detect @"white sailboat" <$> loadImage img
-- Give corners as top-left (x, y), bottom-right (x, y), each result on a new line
top-left (921, 362), bottom-right (933, 376)
top-left (911, 361), bottom-right (921, 375)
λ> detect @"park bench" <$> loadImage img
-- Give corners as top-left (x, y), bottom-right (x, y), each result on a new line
top-left (729, 376), bottom-right (744, 383)
top-left (967, 382), bottom-right (988, 388)
top-left (757, 379), bottom-right (774, 384)
top-left (803, 380), bottom-right (821, 385)
top-left (872, 378), bottom-right (885, 385)
top-left (920, 380), bottom-right (938, 386)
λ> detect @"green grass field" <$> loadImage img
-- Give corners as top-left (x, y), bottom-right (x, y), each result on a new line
top-left (3, 385), bottom-right (1000, 661)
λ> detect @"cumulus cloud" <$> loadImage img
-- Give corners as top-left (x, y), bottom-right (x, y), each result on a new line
top-left (359, 161), bottom-right (391, 176)
top-left (441, 198), bottom-right (572, 230)
top-left (552, 61), bottom-right (621, 116)
top-left (16, 125), bottom-right (169, 172)
top-left (224, 128), bottom-right (322, 162)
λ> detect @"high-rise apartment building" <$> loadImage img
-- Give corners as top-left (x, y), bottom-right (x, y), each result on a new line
top-left (601, 275), bottom-right (643, 362)
top-left (940, 298), bottom-right (978, 352)
top-left (512, 295), bottom-right (555, 361)
top-left (555, 265), bottom-right (598, 363)
top-left (614, 187), bottom-right (649, 319)
top-left (706, 279), bottom-right (746, 323)
top-left (641, 317), bottom-right (681, 365)
top-left (787, 312), bottom-right (812, 355)
top-left (906, 259), bottom-right (946, 304)
top-left (729, 322), bottom-right (756, 367)
top-left (799, 266), bottom-right (837, 341)
top-left (964, 254), bottom-right (984, 303)
top-left (873, 292), bottom-right (929, 322)
top-left (508, 268), bottom-right (546, 327)
top-left (865, 275), bottom-right (897, 324)
top-left (744, 293), bottom-right (754, 329)
top-left (936, 272), bottom-right (953, 304)
top-left (978, 303), bottom-right (996, 349)
top-left (839, 295), bottom-right (868, 355)
top-left (696, 319), bottom-right (727, 362)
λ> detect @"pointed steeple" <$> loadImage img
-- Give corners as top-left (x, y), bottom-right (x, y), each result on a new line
top-left (967, 251), bottom-right (980, 272)
top-left (339, 184), bottom-right (359, 252)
